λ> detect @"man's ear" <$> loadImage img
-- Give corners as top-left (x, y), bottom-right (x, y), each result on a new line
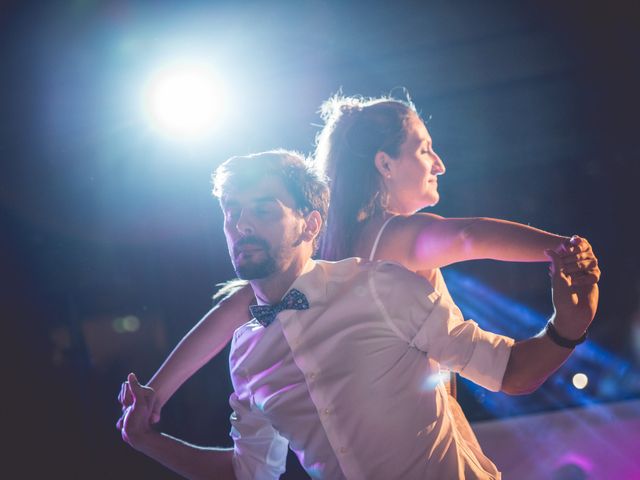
top-left (374, 151), bottom-right (393, 178)
top-left (302, 211), bottom-right (322, 243)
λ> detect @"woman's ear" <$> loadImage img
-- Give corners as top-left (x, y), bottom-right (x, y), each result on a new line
top-left (302, 211), bottom-right (323, 243)
top-left (374, 151), bottom-right (393, 179)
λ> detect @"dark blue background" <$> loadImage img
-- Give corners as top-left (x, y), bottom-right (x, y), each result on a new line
top-left (2, 1), bottom-right (638, 478)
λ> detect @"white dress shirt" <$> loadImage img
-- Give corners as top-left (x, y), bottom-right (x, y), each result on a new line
top-left (229, 258), bottom-right (514, 479)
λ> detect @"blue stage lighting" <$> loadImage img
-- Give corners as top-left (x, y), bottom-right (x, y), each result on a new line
top-left (442, 269), bottom-right (640, 417)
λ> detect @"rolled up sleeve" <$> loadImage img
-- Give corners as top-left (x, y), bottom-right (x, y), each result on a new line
top-left (412, 294), bottom-right (514, 391)
top-left (229, 392), bottom-right (288, 480)
top-left (371, 261), bottom-right (514, 392)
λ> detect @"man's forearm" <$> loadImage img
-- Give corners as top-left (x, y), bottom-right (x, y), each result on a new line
top-left (501, 324), bottom-right (575, 395)
top-left (131, 430), bottom-right (236, 480)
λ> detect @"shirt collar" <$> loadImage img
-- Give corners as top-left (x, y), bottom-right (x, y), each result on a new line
top-left (279, 258), bottom-right (326, 308)
top-left (252, 258), bottom-right (326, 308)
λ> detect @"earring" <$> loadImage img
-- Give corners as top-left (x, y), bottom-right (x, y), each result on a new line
top-left (379, 190), bottom-right (389, 210)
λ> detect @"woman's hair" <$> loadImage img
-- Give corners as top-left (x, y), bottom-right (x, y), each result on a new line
top-left (314, 93), bottom-right (417, 261)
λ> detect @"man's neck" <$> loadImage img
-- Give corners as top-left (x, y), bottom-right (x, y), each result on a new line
top-left (250, 256), bottom-right (313, 305)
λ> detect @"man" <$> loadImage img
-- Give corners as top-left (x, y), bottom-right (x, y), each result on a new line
top-left (118, 150), bottom-right (599, 479)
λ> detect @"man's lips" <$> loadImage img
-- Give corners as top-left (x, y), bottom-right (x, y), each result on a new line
top-left (234, 243), bottom-right (265, 258)
top-left (233, 236), bottom-right (270, 258)
top-left (237, 246), bottom-right (263, 255)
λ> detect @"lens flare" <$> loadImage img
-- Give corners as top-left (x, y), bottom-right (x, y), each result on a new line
top-left (144, 61), bottom-right (226, 140)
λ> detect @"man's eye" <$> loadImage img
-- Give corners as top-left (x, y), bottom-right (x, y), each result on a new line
top-left (226, 209), bottom-right (240, 220)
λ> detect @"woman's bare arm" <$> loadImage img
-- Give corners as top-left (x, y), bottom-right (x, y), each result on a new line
top-left (378, 213), bottom-right (570, 271)
top-left (119, 283), bottom-right (254, 421)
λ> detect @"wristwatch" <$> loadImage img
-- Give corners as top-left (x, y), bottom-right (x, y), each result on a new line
top-left (545, 320), bottom-right (588, 349)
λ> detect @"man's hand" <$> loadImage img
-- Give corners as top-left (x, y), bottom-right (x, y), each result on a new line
top-left (116, 373), bottom-right (157, 449)
top-left (118, 374), bottom-right (162, 425)
top-left (545, 236), bottom-right (600, 339)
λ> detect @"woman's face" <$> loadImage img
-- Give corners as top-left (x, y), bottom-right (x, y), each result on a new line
top-left (385, 113), bottom-right (446, 214)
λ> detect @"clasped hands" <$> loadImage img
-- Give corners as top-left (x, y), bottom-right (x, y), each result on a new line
top-left (116, 373), bottom-right (160, 449)
top-left (545, 235), bottom-right (600, 339)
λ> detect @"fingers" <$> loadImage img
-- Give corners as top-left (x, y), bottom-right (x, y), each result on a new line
top-left (127, 373), bottom-right (141, 401)
top-left (151, 410), bottom-right (161, 424)
top-left (570, 271), bottom-right (600, 286)
top-left (545, 248), bottom-right (565, 274)
top-left (128, 372), bottom-right (139, 386)
top-left (118, 381), bottom-right (134, 410)
top-left (561, 258), bottom-right (599, 274)
top-left (545, 249), bottom-right (570, 286)
top-left (567, 235), bottom-right (592, 253)
top-left (561, 251), bottom-right (596, 264)
top-left (554, 235), bottom-right (600, 283)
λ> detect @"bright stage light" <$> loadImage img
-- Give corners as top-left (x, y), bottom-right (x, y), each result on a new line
top-left (144, 61), bottom-right (226, 141)
top-left (572, 373), bottom-right (589, 390)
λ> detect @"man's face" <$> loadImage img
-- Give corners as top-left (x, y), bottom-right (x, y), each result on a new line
top-left (220, 175), bottom-right (307, 280)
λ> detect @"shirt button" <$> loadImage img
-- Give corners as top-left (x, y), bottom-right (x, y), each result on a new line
top-left (309, 372), bottom-right (316, 379)
top-left (323, 408), bottom-right (330, 415)
top-left (339, 447), bottom-right (347, 454)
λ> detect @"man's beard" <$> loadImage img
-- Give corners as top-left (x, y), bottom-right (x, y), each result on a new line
top-left (232, 236), bottom-right (278, 280)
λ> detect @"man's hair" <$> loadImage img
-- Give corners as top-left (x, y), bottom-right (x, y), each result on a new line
top-left (212, 149), bottom-right (329, 252)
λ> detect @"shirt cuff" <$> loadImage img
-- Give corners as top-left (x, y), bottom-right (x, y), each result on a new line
top-left (458, 325), bottom-right (514, 392)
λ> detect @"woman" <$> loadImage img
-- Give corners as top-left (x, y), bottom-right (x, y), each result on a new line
top-left (119, 94), bottom-right (594, 434)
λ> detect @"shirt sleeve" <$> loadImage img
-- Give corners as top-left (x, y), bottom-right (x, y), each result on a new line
top-left (229, 391), bottom-right (289, 480)
top-left (370, 261), bottom-right (514, 392)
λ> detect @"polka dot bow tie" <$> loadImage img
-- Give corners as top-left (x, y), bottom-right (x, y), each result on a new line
top-left (249, 288), bottom-right (310, 327)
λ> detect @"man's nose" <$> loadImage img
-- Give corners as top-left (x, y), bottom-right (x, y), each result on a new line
top-left (235, 210), bottom-right (255, 236)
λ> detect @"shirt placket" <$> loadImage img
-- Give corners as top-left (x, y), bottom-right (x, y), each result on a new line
top-left (278, 310), bottom-right (361, 480)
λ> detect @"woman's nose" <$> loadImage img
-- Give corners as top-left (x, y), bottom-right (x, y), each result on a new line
top-left (432, 152), bottom-right (445, 175)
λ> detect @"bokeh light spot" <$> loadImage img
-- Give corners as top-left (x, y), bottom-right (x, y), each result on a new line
top-left (112, 315), bottom-right (141, 333)
top-left (572, 373), bottom-right (589, 390)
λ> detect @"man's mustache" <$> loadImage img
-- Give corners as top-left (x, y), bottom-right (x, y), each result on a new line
top-left (233, 236), bottom-right (270, 256)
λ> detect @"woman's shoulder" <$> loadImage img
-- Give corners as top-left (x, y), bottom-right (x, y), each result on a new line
top-left (372, 212), bottom-right (447, 269)
top-left (384, 212), bottom-right (444, 239)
